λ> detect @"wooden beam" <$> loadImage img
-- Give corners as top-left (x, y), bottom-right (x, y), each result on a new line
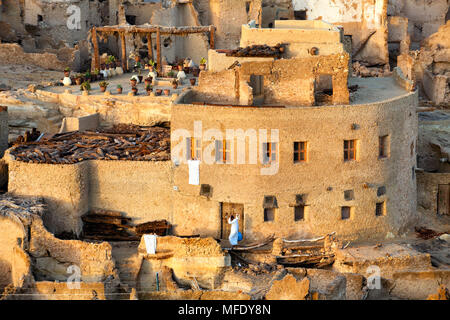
top-left (91, 27), bottom-right (100, 71)
top-left (156, 27), bottom-right (161, 74)
top-left (147, 33), bottom-right (153, 62)
top-left (95, 25), bottom-right (215, 35)
top-left (209, 26), bottom-right (215, 49)
top-left (120, 31), bottom-right (127, 72)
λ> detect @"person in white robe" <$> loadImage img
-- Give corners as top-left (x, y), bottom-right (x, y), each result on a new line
top-left (228, 214), bottom-right (240, 246)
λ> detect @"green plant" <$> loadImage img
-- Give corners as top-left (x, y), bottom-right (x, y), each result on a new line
top-left (80, 81), bottom-right (91, 91)
top-left (64, 67), bottom-right (71, 72)
top-left (148, 59), bottom-right (155, 67)
top-left (84, 70), bottom-right (91, 78)
top-left (75, 73), bottom-right (83, 79)
top-left (106, 55), bottom-right (116, 64)
top-left (99, 81), bottom-right (109, 88)
top-left (117, 84), bottom-right (122, 89)
top-left (200, 57), bottom-right (207, 65)
top-left (93, 69), bottom-right (100, 75)
top-left (146, 84), bottom-right (152, 91)
top-left (167, 71), bottom-right (175, 78)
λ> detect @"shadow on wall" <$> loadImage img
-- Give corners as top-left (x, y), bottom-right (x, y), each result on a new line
top-left (0, 258), bottom-right (12, 290)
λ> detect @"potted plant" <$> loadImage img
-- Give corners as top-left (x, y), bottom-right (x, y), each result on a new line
top-left (172, 79), bottom-right (178, 89)
top-left (144, 77), bottom-right (152, 86)
top-left (155, 88), bottom-right (162, 96)
top-left (99, 81), bottom-right (109, 92)
top-left (167, 71), bottom-right (175, 78)
top-left (64, 67), bottom-right (71, 77)
top-left (190, 78), bottom-right (196, 86)
top-left (80, 81), bottom-right (91, 92)
top-left (131, 87), bottom-right (138, 96)
top-left (163, 88), bottom-right (170, 96)
top-left (117, 84), bottom-right (123, 94)
top-left (130, 76), bottom-right (138, 87)
top-left (93, 69), bottom-right (100, 81)
top-left (137, 69), bottom-right (143, 83)
top-left (74, 74), bottom-right (83, 85)
top-left (199, 58), bottom-right (207, 70)
top-left (146, 84), bottom-right (152, 95)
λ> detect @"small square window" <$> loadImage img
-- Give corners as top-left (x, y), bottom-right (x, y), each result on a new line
top-left (377, 186), bottom-right (386, 196)
top-left (294, 205), bottom-right (305, 221)
top-left (344, 190), bottom-right (354, 201)
top-left (264, 208), bottom-right (275, 222)
top-left (200, 184), bottom-right (212, 197)
top-left (341, 206), bottom-right (351, 220)
top-left (293, 141), bottom-right (308, 163)
top-left (375, 202), bottom-right (385, 216)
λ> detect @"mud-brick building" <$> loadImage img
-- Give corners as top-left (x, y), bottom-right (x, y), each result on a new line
top-left (6, 21), bottom-right (419, 242)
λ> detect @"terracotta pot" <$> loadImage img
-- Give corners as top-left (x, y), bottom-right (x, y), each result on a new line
top-left (138, 75), bottom-right (143, 83)
top-left (190, 78), bottom-right (196, 86)
top-left (144, 79), bottom-right (152, 86)
top-left (199, 64), bottom-right (206, 71)
top-left (172, 83), bottom-right (178, 89)
top-left (164, 89), bottom-right (170, 96)
top-left (155, 89), bottom-right (162, 96)
top-left (184, 67), bottom-right (190, 74)
top-left (146, 89), bottom-right (152, 96)
top-left (130, 79), bottom-right (137, 87)
top-left (75, 78), bottom-right (82, 85)
top-left (100, 86), bottom-right (107, 92)
top-left (117, 88), bottom-right (123, 94)
top-left (131, 87), bottom-right (138, 95)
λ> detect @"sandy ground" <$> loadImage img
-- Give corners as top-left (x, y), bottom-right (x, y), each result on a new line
top-left (0, 65), bottom-right (62, 90)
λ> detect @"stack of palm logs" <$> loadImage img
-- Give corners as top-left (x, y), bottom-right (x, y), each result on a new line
top-left (10, 124), bottom-right (170, 164)
top-left (82, 208), bottom-right (171, 241)
top-left (225, 44), bottom-right (285, 58)
top-left (274, 232), bottom-right (338, 268)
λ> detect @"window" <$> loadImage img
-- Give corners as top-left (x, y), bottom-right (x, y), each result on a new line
top-left (344, 140), bottom-right (356, 161)
top-left (245, 1), bottom-right (251, 14)
top-left (250, 75), bottom-right (264, 96)
top-left (377, 186), bottom-right (386, 196)
top-left (263, 196), bottom-right (277, 222)
top-left (264, 208), bottom-right (275, 221)
top-left (215, 140), bottom-right (231, 163)
top-left (294, 205), bottom-right (305, 221)
top-left (186, 137), bottom-right (201, 160)
top-left (125, 15), bottom-right (136, 25)
top-left (37, 15), bottom-right (43, 22)
top-left (379, 135), bottom-right (389, 158)
top-left (200, 184), bottom-right (212, 197)
top-left (262, 142), bottom-right (277, 164)
top-left (293, 141), bottom-right (308, 163)
top-left (341, 206), bottom-right (351, 220)
top-left (294, 10), bottom-right (307, 20)
top-left (344, 190), bottom-right (354, 201)
top-left (375, 202), bottom-right (386, 216)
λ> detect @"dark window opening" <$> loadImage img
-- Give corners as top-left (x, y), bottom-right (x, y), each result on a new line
top-left (294, 205), bottom-right (305, 221)
top-left (377, 186), bottom-right (386, 196)
top-left (268, 22), bottom-right (273, 28)
top-left (245, 1), bottom-right (251, 14)
top-left (376, 202), bottom-right (385, 216)
top-left (126, 15), bottom-right (136, 25)
top-left (344, 190), bottom-right (354, 201)
top-left (341, 206), bottom-right (351, 220)
top-left (379, 135), bottom-right (389, 158)
top-left (264, 208), bottom-right (275, 222)
top-left (200, 184), bottom-right (212, 197)
top-left (314, 74), bottom-right (333, 105)
top-left (163, 37), bottom-right (172, 48)
top-left (294, 10), bottom-right (307, 20)
top-left (37, 15), bottom-right (43, 22)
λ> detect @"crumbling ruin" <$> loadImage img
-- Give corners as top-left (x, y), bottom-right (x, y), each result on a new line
top-left (0, 0), bottom-right (449, 302)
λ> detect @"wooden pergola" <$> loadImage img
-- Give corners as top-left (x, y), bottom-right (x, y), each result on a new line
top-left (90, 24), bottom-right (216, 73)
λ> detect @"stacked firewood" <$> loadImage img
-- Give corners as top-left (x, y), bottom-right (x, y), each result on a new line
top-left (82, 208), bottom-right (171, 241)
top-left (225, 44), bottom-right (285, 58)
top-left (10, 125), bottom-right (170, 164)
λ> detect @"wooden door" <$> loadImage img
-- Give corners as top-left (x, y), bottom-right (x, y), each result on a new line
top-left (437, 184), bottom-right (450, 216)
top-left (220, 203), bottom-right (244, 239)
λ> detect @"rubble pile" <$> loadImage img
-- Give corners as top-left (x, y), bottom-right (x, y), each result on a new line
top-left (10, 125), bottom-right (170, 164)
top-left (225, 44), bottom-right (285, 58)
top-left (352, 61), bottom-right (392, 78)
top-left (0, 195), bottom-right (46, 226)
